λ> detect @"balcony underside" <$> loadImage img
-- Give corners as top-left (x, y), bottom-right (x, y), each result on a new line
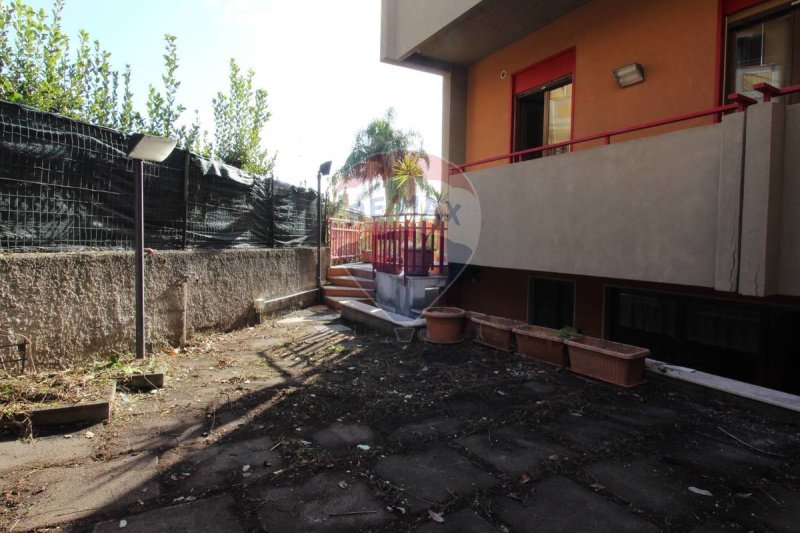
top-left (406, 0), bottom-right (590, 67)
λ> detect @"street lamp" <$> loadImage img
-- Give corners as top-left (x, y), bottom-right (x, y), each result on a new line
top-left (317, 161), bottom-right (332, 300)
top-left (126, 133), bottom-right (177, 358)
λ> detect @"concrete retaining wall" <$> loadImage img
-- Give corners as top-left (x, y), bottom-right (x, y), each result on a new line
top-left (0, 248), bottom-right (328, 368)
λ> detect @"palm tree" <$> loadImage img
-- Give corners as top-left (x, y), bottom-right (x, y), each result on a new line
top-left (391, 154), bottom-right (436, 214)
top-left (335, 108), bottom-right (428, 215)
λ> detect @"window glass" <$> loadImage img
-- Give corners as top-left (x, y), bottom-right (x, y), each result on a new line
top-left (685, 302), bottom-right (761, 354)
top-left (727, 7), bottom-right (797, 101)
top-left (546, 84), bottom-right (572, 146)
top-left (514, 79), bottom-right (572, 160)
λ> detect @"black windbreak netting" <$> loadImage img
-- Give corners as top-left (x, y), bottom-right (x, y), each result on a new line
top-left (0, 100), bottom-right (319, 252)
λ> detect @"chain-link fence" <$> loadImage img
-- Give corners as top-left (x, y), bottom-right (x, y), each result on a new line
top-left (0, 100), bottom-right (318, 252)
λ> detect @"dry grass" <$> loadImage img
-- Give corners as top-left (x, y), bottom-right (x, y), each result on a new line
top-left (0, 351), bottom-right (173, 423)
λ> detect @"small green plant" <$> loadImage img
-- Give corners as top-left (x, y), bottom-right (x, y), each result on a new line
top-left (557, 327), bottom-right (579, 340)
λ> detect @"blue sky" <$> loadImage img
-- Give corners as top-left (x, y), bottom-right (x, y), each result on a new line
top-left (24, 0), bottom-right (443, 186)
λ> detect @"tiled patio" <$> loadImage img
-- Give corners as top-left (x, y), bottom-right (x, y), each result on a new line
top-left (1, 306), bottom-right (798, 532)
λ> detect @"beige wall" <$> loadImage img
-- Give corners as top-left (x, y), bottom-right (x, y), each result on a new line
top-left (0, 248), bottom-right (327, 368)
top-left (451, 122), bottom-right (724, 287)
top-left (449, 102), bottom-right (800, 297)
top-left (779, 104), bottom-right (800, 295)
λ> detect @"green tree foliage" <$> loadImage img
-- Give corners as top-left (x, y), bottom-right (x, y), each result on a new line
top-left (145, 34), bottom-right (185, 139)
top-left (336, 108), bottom-right (429, 215)
top-left (211, 58), bottom-right (274, 175)
top-left (0, 0), bottom-right (275, 174)
top-left (391, 153), bottom-right (435, 215)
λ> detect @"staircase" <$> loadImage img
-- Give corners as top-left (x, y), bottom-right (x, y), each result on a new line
top-left (323, 263), bottom-right (376, 310)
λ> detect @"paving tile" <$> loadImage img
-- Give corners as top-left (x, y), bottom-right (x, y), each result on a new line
top-left (374, 446), bottom-right (498, 512)
top-left (390, 417), bottom-right (465, 443)
top-left (688, 518), bottom-right (750, 532)
top-left (605, 403), bottom-right (680, 429)
top-left (458, 426), bottom-right (569, 478)
top-left (546, 415), bottom-right (638, 450)
top-left (585, 457), bottom-right (705, 517)
top-left (0, 432), bottom-right (99, 474)
top-left (312, 423), bottom-right (374, 452)
top-left (664, 441), bottom-right (783, 481)
top-left (491, 476), bottom-right (659, 533)
top-left (510, 380), bottom-right (559, 397)
top-left (413, 508), bottom-right (499, 532)
top-left (109, 419), bottom-right (206, 454)
top-left (251, 472), bottom-right (394, 532)
top-left (93, 493), bottom-right (243, 532)
top-left (163, 436), bottom-right (282, 492)
top-left (17, 453), bottom-right (159, 530)
top-left (728, 485), bottom-right (800, 532)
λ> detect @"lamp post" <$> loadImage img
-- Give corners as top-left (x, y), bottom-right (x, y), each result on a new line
top-left (126, 134), bottom-right (178, 359)
top-left (317, 161), bottom-right (332, 301)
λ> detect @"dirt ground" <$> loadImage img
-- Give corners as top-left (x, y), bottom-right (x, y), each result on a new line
top-left (1, 305), bottom-right (799, 532)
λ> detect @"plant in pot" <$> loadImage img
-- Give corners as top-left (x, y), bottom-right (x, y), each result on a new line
top-left (565, 335), bottom-right (649, 387)
top-left (513, 325), bottom-right (578, 367)
top-left (422, 307), bottom-right (466, 344)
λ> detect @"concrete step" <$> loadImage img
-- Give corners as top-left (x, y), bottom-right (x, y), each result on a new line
top-left (322, 285), bottom-right (375, 299)
top-left (324, 296), bottom-right (375, 311)
top-left (327, 264), bottom-right (373, 280)
top-left (327, 275), bottom-right (376, 289)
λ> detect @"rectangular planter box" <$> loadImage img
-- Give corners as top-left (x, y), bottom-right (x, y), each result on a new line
top-left (119, 372), bottom-right (164, 391)
top-left (565, 336), bottom-right (649, 387)
top-left (464, 311), bottom-right (487, 340)
top-left (471, 314), bottom-right (523, 352)
top-left (0, 381), bottom-right (116, 429)
top-left (513, 325), bottom-right (566, 367)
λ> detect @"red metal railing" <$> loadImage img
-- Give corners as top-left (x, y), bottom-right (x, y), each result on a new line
top-left (371, 214), bottom-right (447, 283)
top-left (450, 93), bottom-right (757, 174)
top-left (754, 82), bottom-right (800, 102)
top-left (329, 218), bottom-right (364, 265)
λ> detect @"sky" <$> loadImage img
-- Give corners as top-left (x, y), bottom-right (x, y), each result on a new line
top-left (25, 0), bottom-right (443, 188)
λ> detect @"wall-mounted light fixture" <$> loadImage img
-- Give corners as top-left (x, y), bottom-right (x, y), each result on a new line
top-left (613, 63), bottom-right (645, 88)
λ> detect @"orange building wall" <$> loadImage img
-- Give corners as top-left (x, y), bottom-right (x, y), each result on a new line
top-left (465, 0), bottom-right (721, 166)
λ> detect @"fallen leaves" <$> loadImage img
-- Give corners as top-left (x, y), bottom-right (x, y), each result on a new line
top-left (428, 510), bottom-right (445, 523)
top-left (688, 486), bottom-right (713, 497)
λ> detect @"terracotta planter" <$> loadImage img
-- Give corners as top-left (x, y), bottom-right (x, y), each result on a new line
top-left (471, 314), bottom-right (522, 352)
top-left (464, 311), bottom-right (487, 340)
top-left (513, 325), bottom-right (567, 367)
top-left (422, 307), bottom-right (466, 344)
top-left (565, 336), bottom-right (649, 387)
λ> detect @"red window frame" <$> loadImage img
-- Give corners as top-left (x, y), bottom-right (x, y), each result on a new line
top-left (509, 47), bottom-right (577, 156)
top-left (723, 0), bottom-right (769, 15)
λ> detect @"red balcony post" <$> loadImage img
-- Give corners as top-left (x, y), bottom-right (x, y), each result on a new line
top-left (438, 221), bottom-right (445, 271)
top-left (421, 220), bottom-right (427, 275)
top-left (728, 92), bottom-right (757, 112)
top-left (753, 82), bottom-right (780, 103)
top-left (403, 216), bottom-right (408, 285)
top-left (412, 219), bottom-right (417, 276)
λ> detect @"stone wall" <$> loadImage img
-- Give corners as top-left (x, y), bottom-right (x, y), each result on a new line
top-left (0, 248), bottom-right (328, 368)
